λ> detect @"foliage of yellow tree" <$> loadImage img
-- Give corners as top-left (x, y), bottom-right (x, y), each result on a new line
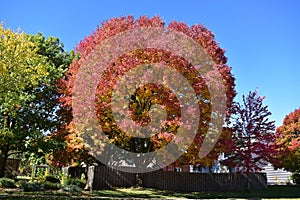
top-left (0, 25), bottom-right (72, 177)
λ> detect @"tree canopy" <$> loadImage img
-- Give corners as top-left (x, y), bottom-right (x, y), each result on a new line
top-left (223, 91), bottom-right (276, 173)
top-left (50, 16), bottom-right (236, 169)
top-left (0, 25), bottom-right (74, 177)
top-left (274, 108), bottom-right (300, 173)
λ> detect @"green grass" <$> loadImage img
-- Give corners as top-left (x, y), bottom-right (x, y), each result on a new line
top-left (93, 185), bottom-right (300, 199)
top-left (0, 185), bottom-right (299, 199)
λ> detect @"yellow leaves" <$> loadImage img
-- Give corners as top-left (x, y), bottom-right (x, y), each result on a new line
top-left (37, 64), bottom-right (49, 76)
top-left (0, 25), bottom-right (52, 113)
top-left (1, 26), bottom-right (32, 54)
top-left (0, 62), bottom-right (7, 74)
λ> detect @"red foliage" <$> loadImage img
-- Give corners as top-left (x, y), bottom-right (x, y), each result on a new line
top-left (50, 16), bottom-right (236, 167)
top-left (273, 108), bottom-right (300, 173)
top-left (223, 91), bottom-right (276, 173)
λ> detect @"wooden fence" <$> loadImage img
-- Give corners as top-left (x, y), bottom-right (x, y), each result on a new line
top-left (141, 170), bottom-right (267, 192)
top-left (91, 166), bottom-right (137, 190)
top-left (65, 166), bottom-right (267, 192)
top-left (64, 166), bottom-right (137, 190)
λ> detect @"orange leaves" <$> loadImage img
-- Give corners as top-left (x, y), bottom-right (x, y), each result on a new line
top-left (283, 108), bottom-right (300, 125)
top-left (54, 16), bottom-right (236, 167)
top-left (274, 108), bottom-right (300, 172)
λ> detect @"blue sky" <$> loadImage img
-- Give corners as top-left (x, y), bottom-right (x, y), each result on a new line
top-left (1, 0), bottom-right (299, 127)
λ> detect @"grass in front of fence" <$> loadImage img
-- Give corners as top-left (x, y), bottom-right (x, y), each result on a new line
top-left (1, 185), bottom-right (300, 199)
top-left (92, 185), bottom-right (300, 199)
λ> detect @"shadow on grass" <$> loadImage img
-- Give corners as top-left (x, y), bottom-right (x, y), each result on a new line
top-left (1, 185), bottom-right (300, 199)
top-left (92, 185), bottom-right (300, 199)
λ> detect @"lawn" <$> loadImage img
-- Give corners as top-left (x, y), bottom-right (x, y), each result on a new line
top-left (0, 185), bottom-right (299, 199)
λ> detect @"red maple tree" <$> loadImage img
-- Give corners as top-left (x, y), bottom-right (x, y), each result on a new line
top-left (273, 108), bottom-right (300, 173)
top-left (48, 16), bottom-right (236, 167)
top-left (223, 91), bottom-right (276, 173)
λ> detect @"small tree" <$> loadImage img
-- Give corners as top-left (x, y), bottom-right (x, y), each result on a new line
top-left (224, 90), bottom-right (276, 173)
top-left (273, 108), bottom-right (300, 174)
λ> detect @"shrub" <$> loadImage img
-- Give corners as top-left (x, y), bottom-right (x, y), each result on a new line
top-left (45, 175), bottom-right (60, 183)
top-left (292, 173), bottom-right (300, 185)
top-left (63, 184), bottom-right (82, 192)
top-left (43, 181), bottom-right (60, 190)
top-left (16, 180), bottom-right (26, 188)
top-left (17, 180), bottom-right (60, 191)
top-left (20, 181), bottom-right (45, 192)
top-left (64, 178), bottom-right (86, 189)
top-left (0, 178), bottom-right (16, 188)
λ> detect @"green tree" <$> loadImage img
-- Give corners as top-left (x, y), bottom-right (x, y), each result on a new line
top-left (0, 25), bottom-right (74, 177)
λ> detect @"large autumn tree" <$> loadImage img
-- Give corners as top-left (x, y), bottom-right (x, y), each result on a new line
top-left (223, 91), bottom-right (276, 173)
top-left (0, 25), bottom-right (74, 177)
top-left (273, 108), bottom-right (300, 173)
top-left (51, 16), bottom-right (236, 169)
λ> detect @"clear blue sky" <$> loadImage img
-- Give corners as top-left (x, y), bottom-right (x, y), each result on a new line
top-left (1, 0), bottom-right (299, 127)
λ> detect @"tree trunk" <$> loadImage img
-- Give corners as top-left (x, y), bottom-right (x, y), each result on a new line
top-left (0, 146), bottom-right (9, 178)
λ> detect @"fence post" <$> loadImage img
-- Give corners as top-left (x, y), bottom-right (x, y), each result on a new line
top-left (136, 173), bottom-right (142, 187)
top-left (86, 166), bottom-right (95, 191)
